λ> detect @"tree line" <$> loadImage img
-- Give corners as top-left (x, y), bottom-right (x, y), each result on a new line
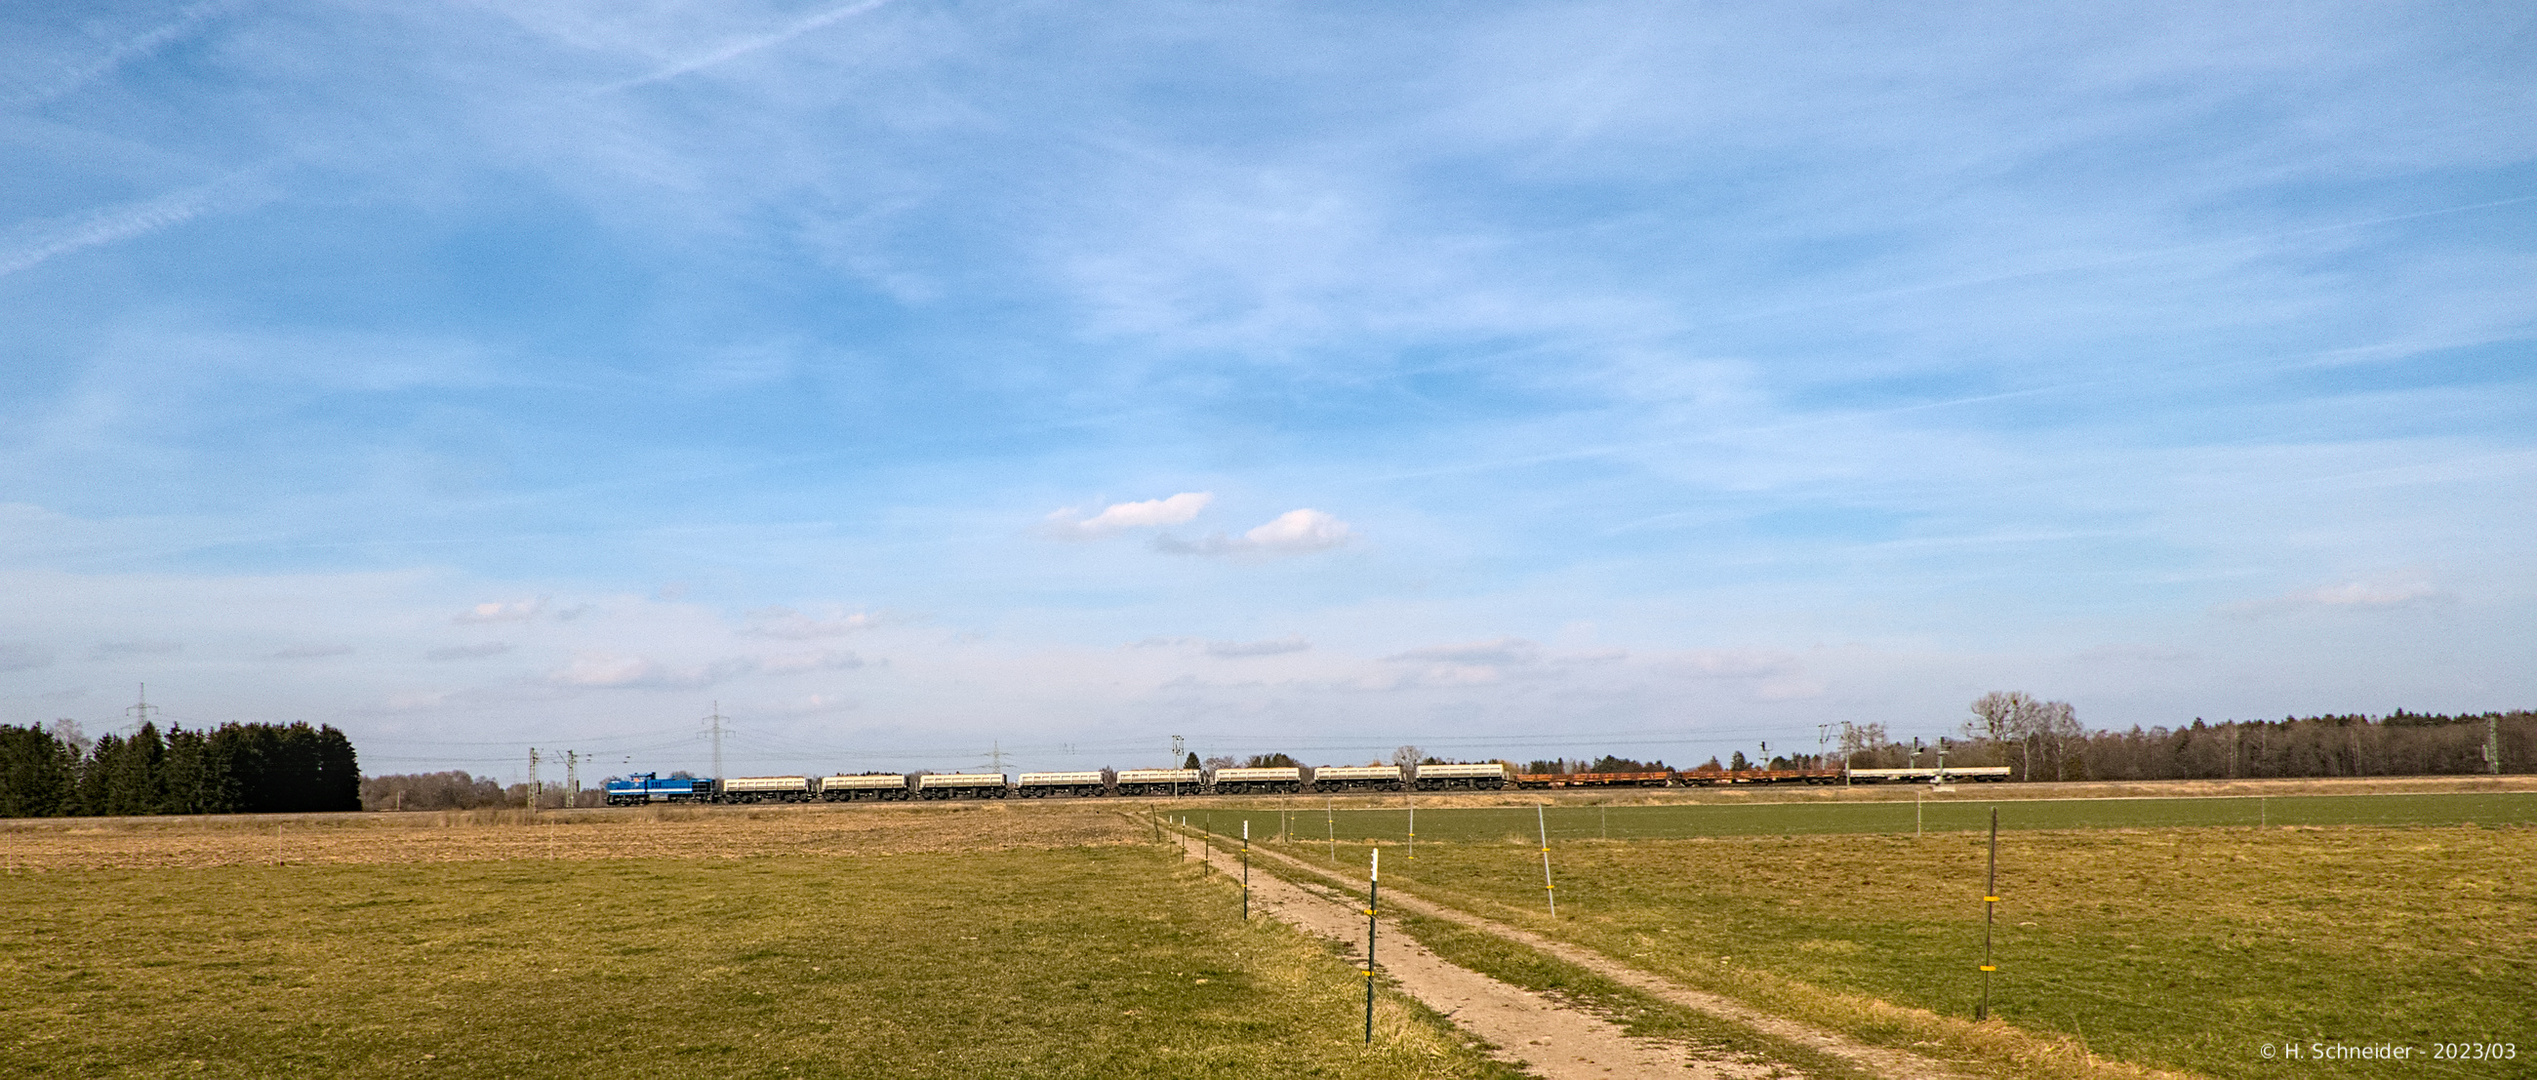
top-left (0, 720), bottom-right (360, 817)
top-left (358, 771), bottom-right (604, 810)
top-left (1834, 694), bottom-right (2533, 781)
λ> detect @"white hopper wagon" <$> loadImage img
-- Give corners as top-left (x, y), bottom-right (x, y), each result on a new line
top-left (1209, 766), bottom-right (1303, 794)
top-left (1412, 762), bottom-right (1516, 791)
top-left (1310, 764), bottom-right (1404, 792)
top-left (819, 773), bottom-right (911, 801)
top-left (1016, 771), bottom-right (1106, 798)
top-left (916, 772), bottom-right (1011, 799)
top-left (719, 775), bottom-right (814, 803)
top-left (1113, 768), bottom-right (1201, 797)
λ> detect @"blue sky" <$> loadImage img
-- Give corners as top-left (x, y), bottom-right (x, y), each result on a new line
top-left (3, 0), bottom-right (2531, 780)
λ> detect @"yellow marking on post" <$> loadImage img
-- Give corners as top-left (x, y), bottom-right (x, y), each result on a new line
top-left (1979, 965), bottom-right (1996, 971)
top-left (1985, 896), bottom-right (2000, 902)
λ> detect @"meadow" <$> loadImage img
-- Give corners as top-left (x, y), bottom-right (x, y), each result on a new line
top-left (1189, 795), bottom-right (2535, 1080)
top-left (0, 807), bottom-right (1518, 1080)
top-left (1193, 789), bottom-right (2537, 845)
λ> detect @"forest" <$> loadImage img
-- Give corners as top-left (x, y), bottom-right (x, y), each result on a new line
top-left (1832, 698), bottom-right (2533, 781)
top-left (0, 720), bottom-right (360, 817)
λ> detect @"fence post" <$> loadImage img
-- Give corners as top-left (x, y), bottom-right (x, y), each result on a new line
top-left (1366, 846), bottom-right (1379, 1044)
top-left (1242, 820), bottom-right (1251, 920)
top-left (1407, 796), bottom-right (1415, 860)
top-left (1537, 803), bottom-right (1556, 917)
top-left (1977, 806), bottom-right (1998, 1019)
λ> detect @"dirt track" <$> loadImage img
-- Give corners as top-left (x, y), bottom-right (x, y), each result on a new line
top-left (1174, 827), bottom-right (1973, 1080)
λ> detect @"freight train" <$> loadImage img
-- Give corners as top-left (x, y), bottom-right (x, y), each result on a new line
top-left (601, 762), bottom-right (2010, 805)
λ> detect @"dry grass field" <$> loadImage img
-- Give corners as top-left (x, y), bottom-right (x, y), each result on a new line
top-left (1253, 821), bottom-right (2534, 1080)
top-left (0, 806), bottom-right (1521, 1079)
top-left (0, 801), bottom-right (1146, 869)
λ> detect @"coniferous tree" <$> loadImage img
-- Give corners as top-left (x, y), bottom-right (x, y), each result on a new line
top-left (315, 725), bottom-right (361, 812)
top-left (272, 723), bottom-right (323, 812)
top-left (76, 733), bottom-right (121, 815)
top-left (159, 725), bottom-right (234, 814)
top-left (0, 725), bottom-right (76, 817)
top-left (209, 724), bottom-right (270, 812)
top-left (105, 722), bottom-right (167, 815)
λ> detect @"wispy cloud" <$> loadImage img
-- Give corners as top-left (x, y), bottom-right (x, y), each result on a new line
top-left (545, 652), bottom-right (751, 690)
top-left (10, 1), bottom-right (235, 106)
top-left (758, 649), bottom-right (865, 674)
top-left (603, 0), bottom-right (899, 91)
top-left (544, 647), bottom-right (861, 688)
top-left (1205, 635), bottom-right (1309, 658)
top-left (2220, 580), bottom-right (2456, 619)
top-left (1043, 492), bottom-right (1213, 540)
top-left (454, 599), bottom-right (546, 624)
top-left (1152, 509), bottom-right (1355, 557)
top-left (0, 641), bottom-right (53, 672)
top-left (743, 607), bottom-right (882, 639)
top-left (1385, 637), bottom-right (1541, 666)
top-left (0, 180), bottom-right (233, 279)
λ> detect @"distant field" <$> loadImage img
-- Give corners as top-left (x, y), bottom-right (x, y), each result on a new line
top-left (0, 812), bottom-right (1515, 1080)
top-left (1185, 790), bottom-right (2537, 844)
top-left (1224, 810), bottom-right (2535, 1080)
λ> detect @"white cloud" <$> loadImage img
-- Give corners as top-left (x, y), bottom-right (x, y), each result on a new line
top-left (455, 599), bottom-right (545, 624)
top-left (1044, 492), bottom-right (1213, 540)
top-left (1152, 508), bottom-right (1355, 557)
top-left (1662, 649), bottom-right (1800, 679)
top-left (1129, 634), bottom-right (1313, 657)
top-left (2306, 581), bottom-right (2449, 608)
top-left (1205, 635), bottom-right (1310, 658)
top-left (2220, 579), bottom-right (2455, 619)
top-left (1385, 637), bottom-right (1541, 666)
top-left (1244, 509), bottom-right (1355, 552)
top-left (545, 652), bottom-right (750, 690)
top-left (758, 649), bottom-right (865, 675)
top-left (744, 606), bottom-right (881, 638)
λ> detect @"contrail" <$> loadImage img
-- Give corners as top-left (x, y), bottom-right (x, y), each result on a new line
top-left (13, 1), bottom-right (235, 106)
top-left (1687, 192), bottom-right (2537, 331)
top-left (604, 0), bottom-right (898, 91)
top-left (0, 180), bottom-right (227, 278)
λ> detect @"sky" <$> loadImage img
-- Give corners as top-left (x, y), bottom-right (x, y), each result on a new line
top-left (2, 1), bottom-right (2532, 781)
